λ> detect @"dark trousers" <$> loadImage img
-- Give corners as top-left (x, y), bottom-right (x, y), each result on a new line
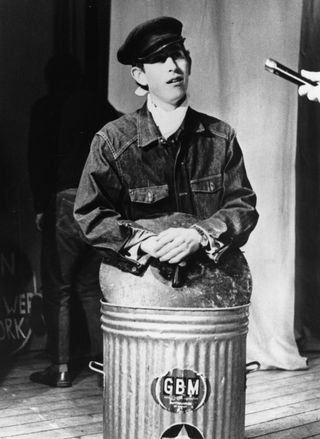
top-left (41, 188), bottom-right (102, 364)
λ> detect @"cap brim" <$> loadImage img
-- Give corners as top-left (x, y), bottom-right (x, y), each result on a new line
top-left (137, 37), bottom-right (185, 63)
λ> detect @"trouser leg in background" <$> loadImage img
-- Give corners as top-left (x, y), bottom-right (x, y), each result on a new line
top-left (41, 188), bottom-right (102, 365)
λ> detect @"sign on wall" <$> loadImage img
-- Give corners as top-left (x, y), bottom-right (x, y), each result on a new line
top-left (0, 248), bottom-right (45, 356)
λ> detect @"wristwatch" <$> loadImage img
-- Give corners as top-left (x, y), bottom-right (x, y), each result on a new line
top-left (192, 225), bottom-right (210, 249)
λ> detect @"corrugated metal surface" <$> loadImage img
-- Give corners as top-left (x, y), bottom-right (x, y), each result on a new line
top-left (101, 303), bottom-right (249, 439)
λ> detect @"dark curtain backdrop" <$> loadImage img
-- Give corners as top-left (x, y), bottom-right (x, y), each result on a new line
top-left (108, 0), bottom-right (306, 369)
top-left (0, 0), bottom-right (111, 355)
top-left (296, 0), bottom-right (320, 352)
top-left (0, 0), bottom-right (55, 354)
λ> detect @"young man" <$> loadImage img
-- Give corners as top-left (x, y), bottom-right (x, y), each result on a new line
top-left (74, 17), bottom-right (258, 281)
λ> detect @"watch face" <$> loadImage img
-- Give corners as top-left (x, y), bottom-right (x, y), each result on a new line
top-left (193, 226), bottom-right (209, 248)
top-left (200, 234), bottom-right (209, 247)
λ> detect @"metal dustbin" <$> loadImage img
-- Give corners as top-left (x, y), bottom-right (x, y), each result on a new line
top-left (91, 248), bottom-right (259, 439)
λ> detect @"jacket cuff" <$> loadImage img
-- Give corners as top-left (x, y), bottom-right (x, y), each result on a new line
top-left (119, 222), bottom-right (156, 264)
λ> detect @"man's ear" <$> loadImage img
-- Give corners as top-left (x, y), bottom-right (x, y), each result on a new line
top-left (131, 66), bottom-right (148, 87)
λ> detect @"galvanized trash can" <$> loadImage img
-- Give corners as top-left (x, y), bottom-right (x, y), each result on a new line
top-left (92, 248), bottom-right (258, 439)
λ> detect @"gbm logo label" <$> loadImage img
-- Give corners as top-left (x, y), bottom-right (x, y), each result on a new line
top-left (151, 368), bottom-right (209, 413)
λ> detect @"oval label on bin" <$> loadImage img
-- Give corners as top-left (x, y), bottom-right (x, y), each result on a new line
top-left (151, 368), bottom-right (209, 413)
top-left (160, 423), bottom-right (204, 438)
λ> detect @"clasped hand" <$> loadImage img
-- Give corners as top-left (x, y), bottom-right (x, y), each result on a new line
top-left (140, 227), bottom-right (201, 264)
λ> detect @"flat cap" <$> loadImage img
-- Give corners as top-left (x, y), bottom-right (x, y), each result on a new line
top-left (117, 16), bottom-right (185, 65)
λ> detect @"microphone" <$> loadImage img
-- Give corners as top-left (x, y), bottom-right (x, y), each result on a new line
top-left (265, 58), bottom-right (318, 86)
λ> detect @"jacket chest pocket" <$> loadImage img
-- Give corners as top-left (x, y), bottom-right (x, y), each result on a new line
top-left (128, 184), bottom-right (170, 217)
top-left (190, 174), bottom-right (223, 218)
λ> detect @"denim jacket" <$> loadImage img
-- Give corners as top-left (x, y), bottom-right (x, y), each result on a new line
top-left (74, 103), bottom-right (258, 274)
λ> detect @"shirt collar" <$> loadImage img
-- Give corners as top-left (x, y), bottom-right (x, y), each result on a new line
top-left (137, 102), bottom-right (206, 148)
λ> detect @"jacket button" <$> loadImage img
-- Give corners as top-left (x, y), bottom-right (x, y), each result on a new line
top-left (131, 266), bottom-right (138, 273)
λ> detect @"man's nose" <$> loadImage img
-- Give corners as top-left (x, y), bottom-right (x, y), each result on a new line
top-left (165, 56), bottom-right (178, 70)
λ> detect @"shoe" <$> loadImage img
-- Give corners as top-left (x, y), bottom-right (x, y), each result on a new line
top-left (30, 366), bottom-right (72, 388)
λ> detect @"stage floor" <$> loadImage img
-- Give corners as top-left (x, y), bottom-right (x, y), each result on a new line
top-left (0, 352), bottom-right (320, 438)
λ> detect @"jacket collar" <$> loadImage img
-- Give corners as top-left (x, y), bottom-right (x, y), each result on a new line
top-left (137, 102), bottom-right (206, 148)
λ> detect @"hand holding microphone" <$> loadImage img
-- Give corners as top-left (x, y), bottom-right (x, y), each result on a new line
top-left (264, 58), bottom-right (320, 103)
top-left (298, 70), bottom-right (320, 103)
